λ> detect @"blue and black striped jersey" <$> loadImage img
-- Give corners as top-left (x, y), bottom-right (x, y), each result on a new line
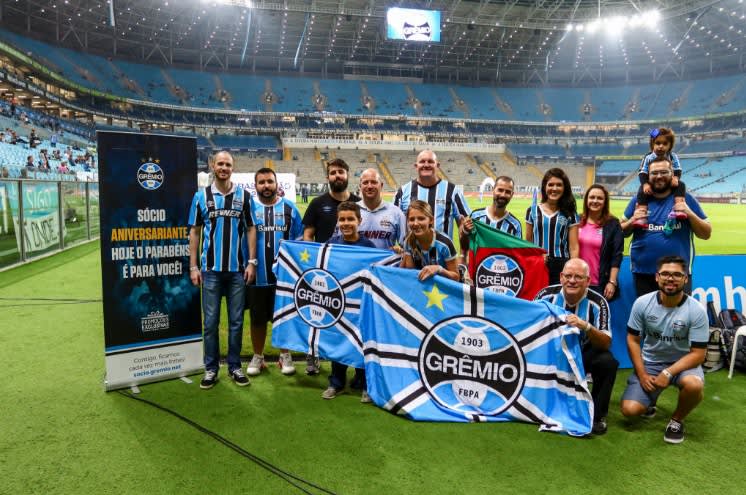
top-left (470, 208), bottom-right (523, 238)
top-left (526, 206), bottom-right (579, 258)
top-left (188, 183), bottom-right (252, 272)
top-left (403, 230), bottom-right (458, 270)
top-left (394, 179), bottom-right (470, 238)
top-left (534, 285), bottom-right (611, 348)
top-left (250, 196), bottom-right (304, 286)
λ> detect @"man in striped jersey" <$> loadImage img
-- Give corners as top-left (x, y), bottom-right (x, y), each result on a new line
top-left (534, 258), bottom-right (618, 435)
top-left (394, 149), bottom-right (470, 241)
top-left (357, 168), bottom-right (406, 251)
top-left (188, 151), bottom-right (256, 390)
top-left (245, 168), bottom-right (304, 377)
top-left (461, 175), bottom-right (522, 241)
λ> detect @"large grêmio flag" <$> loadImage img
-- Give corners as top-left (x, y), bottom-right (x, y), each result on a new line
top-left (360, 265), bottom-right (593, 435)
top-left (272, 240), bottom-right (399, 367)
top-left (468, 220), bottom-right (548, 300)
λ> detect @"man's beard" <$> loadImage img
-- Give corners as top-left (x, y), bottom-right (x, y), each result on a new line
top-left (494, 197), bottom-right (509, 209)
top-left (652, 178), bottom-right (672, 193)
top-left (660, 284), bottom-right (684, 296)
top-left (329, 179), bottom-right (348, 193)
top-left (260, 188), bottom-right (276, 200)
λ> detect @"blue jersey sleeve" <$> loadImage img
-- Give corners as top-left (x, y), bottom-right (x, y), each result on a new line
top-left (670, 152), bottom-right (682, 172)
top-left (685, 194), bottom-right (707, 221)
top-left (290, 203), bottom-right (305, 240)
top-left (639, 152), bottom-right (655, 175)
top-left (627, 298), bottom-right (646, 335)
top-left (188, 190), bottom-right (203, 227)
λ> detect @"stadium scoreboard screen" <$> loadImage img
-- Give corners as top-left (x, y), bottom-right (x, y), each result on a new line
top-left (386, 8), bottom-right (441, 42)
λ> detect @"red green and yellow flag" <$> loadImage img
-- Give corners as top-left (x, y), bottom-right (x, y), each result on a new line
top-left (468, 220), bottom-right (548, 300)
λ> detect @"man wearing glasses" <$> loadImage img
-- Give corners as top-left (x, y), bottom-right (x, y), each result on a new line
top-left (535, 258), bottom-right (618, 436)
top-left (621, 156), bottom-right (711, 297)
top-left (620, 255), bottom-right (708, 444)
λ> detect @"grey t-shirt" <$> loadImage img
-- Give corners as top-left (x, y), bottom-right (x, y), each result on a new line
top-left (627, 292), bottom-right (709, 363)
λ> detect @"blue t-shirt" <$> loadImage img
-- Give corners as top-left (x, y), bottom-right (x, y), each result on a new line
top-left (327, 235), bottom-right (377, 248)
top-left (627, 292), bottom-right (709, 363)
top-left (403, 230), bottom-right (458, 269)
top-left (623, 192), bottom-right (707, 274)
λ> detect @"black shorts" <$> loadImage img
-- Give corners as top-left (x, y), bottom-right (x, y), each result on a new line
top-left (245, 285), bottom-right (276, 325)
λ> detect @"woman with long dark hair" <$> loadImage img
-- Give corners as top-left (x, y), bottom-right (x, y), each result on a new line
top-left (526, 168), bottom-right (579, 284)
top-left (579, 184), bottom-right (624, 300)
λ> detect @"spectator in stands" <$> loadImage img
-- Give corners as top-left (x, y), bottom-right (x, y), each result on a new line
top-left (357, 168), bottom-right (406, 251)
top-left (632, 128), bottom-right (687, 229)
top-left (462, 175), bottom-right (522, 241)
top-left (394, 149), bottom-right (470, 242)
top-left (302, 158), bottom-right (360, 375)
top-left (526, 168), bottom-right (579, 285)
top-left (25, 155), bottom-right (35, 171)
top-left (401, 200), bottom-right (460, 282)
top-left (50, 132), bottom-right (58, 148)
top-left (621, 157), bottom-right (711, 296)
top-left (535, 258), bottom-right (617, 435)
top-left (29, 129), bottom-right (37, 149)
top-left (187, 150), bottom-right (256, 390)
top-left (620, 255), bottom-right (708, 444)
top-left (578, 184), bottom-right (623, 300)
top-left (58, 161), bottom-right (69, 174)
top-left (245, 167), bottom-right (304, 379)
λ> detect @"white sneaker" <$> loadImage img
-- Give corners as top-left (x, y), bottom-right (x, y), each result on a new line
top-left (246, 354), bottom-right (266, 376)
top-left (278, 352), bottom-right (296, 375)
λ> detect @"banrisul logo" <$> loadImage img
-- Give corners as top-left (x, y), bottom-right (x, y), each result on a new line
top-left (476, 254), bottom-right (524, 296)
top-left (418, 316), bottom-right (526, 415)
top-left (137, 162), bottom-right (164, 190)
top-left (294, 268), bottom-right (344, 328)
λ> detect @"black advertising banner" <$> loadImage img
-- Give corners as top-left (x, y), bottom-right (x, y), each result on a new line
top-left (98, 131), bottom-right (202, 390)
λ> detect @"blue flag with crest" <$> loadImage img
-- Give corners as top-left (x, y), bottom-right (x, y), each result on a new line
top-left (271, 240), bottom-right (399, 367)
top-left (359, 265), bottom-right (593, 435)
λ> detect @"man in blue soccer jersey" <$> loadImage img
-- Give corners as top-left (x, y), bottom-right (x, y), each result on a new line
top-left (535, 258), bottom-right (618, 435)
top-left (461, 175), bottom-right (522, 241)
top-left (357, 168), bottom-right (406, 251)
top-left (245, 167), bottom-right (304, 377)
top-left (302, 158), bottom-right (360, 374)
top-left (621, 157), bottom-right (711, 297)
top-left (188, 151), bottom-right (256, 390)
top-left (394, 149), bottom-right (470, 241)
top-left (620, 255), bottom-right (709, 444)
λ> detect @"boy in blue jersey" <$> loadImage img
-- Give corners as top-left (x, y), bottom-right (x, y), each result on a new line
top-left (394, 149), bottom-right (470, 241)
top-left (621, 255), bottom-right (709, 444)
top-left (245, 168), bottom-right (304, 377)
top-left (323, 201), bottom-right (375, 402)
top-left (188, 151), bottom-right (256, 390)
top-left (621, 157), bottom-right (711, 297)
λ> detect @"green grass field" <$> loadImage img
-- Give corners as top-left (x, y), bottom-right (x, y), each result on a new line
top-left (2, 197), bottom-right (746, 494)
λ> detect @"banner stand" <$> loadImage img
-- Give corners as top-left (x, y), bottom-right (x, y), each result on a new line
top-left (98, 131), bottom-right (204, 391)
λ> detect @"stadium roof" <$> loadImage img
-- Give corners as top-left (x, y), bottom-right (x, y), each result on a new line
top-left (0, 0), bottom-right (744, 86)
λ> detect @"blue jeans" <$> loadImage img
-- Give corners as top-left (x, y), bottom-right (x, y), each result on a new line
top-left (201, 270), bottom-right (246, 373)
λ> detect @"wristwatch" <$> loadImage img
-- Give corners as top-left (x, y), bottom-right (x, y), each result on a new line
top-left (247, 259), bottom-right (258, 266)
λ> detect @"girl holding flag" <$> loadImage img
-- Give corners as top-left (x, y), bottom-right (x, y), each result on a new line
top-left (525, 168), bottom-right (579, 285)
top-left (401, 200), bottom-right (460, 281)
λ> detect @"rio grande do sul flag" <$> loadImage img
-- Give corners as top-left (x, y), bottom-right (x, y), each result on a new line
top-left (468, 220), bottom-right (548, 300)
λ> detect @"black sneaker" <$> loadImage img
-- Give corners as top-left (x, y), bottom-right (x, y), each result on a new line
top-left (592, 417), bottom-right (608, 435)
top-left (642, 405), bottom-right (657, 418)
top-left (200, 370), bottom-right (218, 389)
top-left (305, 354), bottom-right (320, 375)
top-left (230, 369), bottom-right (250, 387)
top-left (664, 419), bottom-right (685, 444)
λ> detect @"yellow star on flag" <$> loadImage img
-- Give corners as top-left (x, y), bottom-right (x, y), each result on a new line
top-left (423, 283), bottom-right (448, 311)
top-left (299, 249), bottom-right (311, 263)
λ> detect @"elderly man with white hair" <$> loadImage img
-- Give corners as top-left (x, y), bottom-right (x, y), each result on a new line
top-left (534, 258), bottom-right (619, 435)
